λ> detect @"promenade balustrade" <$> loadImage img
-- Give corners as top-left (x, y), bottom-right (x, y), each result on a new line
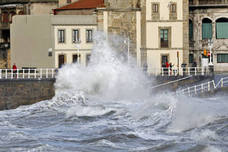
top-left (0, 67), bottom-right (215, 80)
top-left (176, 77), bottom-right (228, 96)
top-left (0, 69), bottom-right (56, 80)
top-left (147, 67), bottom-right (210, 76)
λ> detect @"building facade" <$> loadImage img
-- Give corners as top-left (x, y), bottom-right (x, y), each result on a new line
top-left (189, 0), bottom-right (228, 72)
top-left (53, 15), bottom-right (96, 68)
top-left (0, 0), bottom-right (58, 68)
top-left (140, 0), bottom-right (189, 74)
top-left (54, 0), bottom-right (189, 73)
top-left (11, 15), bottom-right (96, 68)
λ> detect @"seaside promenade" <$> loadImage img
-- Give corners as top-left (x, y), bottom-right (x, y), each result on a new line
top-left (0, 67), bottom-right (227, 110)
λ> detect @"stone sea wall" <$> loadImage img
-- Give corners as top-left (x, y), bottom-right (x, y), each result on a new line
top-left (0, 79), bottom-right (55, 110)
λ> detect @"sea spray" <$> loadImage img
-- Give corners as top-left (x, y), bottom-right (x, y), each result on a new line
top-left (55, 32), bottom-right (151, 101)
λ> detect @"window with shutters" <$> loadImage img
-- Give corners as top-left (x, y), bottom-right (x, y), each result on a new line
top-left (217, 54), bottom-right (228, 63)
top-left (169, 3), bottom-right (177, 20)
top-left (160, 29), bottom-right (169, 48)
top-left (202, 18), bottom-right (212, 39)
top-left (86, 29), bottom-right (93, 43)
top-left (58, 29), bottom-right (65, 43)
top-left (72, 29), bottom-right (80, 43)
top-left (216, 18), bottom-right (228, 39)
top-left (151, 3), bottom-right (160, 20)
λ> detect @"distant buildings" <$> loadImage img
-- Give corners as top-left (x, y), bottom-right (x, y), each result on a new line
top-left (0, 0), bottom-right (58, 68)
top-left (9, 0), bottom-right (228, 73)
top-left (11, 15), bottom-right (96, 68)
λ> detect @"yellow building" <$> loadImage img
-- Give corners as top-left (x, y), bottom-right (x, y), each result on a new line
top-left (141, 0), bottom-right (189, 74)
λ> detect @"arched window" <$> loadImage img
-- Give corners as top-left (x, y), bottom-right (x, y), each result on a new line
top-left (216, 18), bottom-right (228, 39)
top-left (189, 19), bottom-right (193, 40)
top-left (2, 12), bottom-right (9, 23)
top-left (202, 18), bottom-right (212, 39)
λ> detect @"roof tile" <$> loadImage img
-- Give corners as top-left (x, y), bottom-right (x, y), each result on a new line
top-left (55, 0), bottom-right (104, 10)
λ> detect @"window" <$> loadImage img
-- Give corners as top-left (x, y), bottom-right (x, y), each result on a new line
top-left (152, 4), bottom-right (159, 13)
top-left (86, 29), bottom-right (93, 43)
top-left (86, 54), bottom-right (91, 66)
top-left (217, 54), bottom-right (228, 63)
top-left (216, 18), bottom-right (228, 39)
top-left (202, 18), bottom-right (212, 39)
top-left (67, 0), bottom-right (71, 3)
top-left (189, 20), bottom-right (193, 40)
top-left (160, 29), bottom-right (169, 48)
top-left (170, 3), bottom-right (176, 13)
top-left (189, 54), bottom-right (194, 63)
top-left (73, 54), bottom-right (80, 63)
top-left (58, 29), bottom-right (65, 43)
top-left (72, 29), bottom-right (80, 43)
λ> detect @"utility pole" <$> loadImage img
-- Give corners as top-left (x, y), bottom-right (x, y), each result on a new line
top-left (208, 39), bottom-right (214, 74)
top-left (208, 39), bottom-right (213, 66)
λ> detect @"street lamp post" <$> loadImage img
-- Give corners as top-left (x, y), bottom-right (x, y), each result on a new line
top-left (208, 39), bottom-right (214, 74)
top-left (208, 39), bottom-right (213, 66)
top-left (76, 44), bottom-right (80, 64)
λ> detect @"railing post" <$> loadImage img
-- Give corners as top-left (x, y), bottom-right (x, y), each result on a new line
top-left (52, 69), bottom-right (54, 78)
top-left (5, 69), bottom-right (7, 79)
top-left (208, 82), bottom-right (210, 92)
top-left (40, 69), bottom-right (42, 79)
top-left (188, 67), bottom-right (190, 76)
top-left (22, 69), bottom-right (25, 79)
top-left (34, 69), bottom-right (37, 79)
top-left (16, 69), bottom-right (19, 79)
top-left (195, 67), bottom-right (197, 76)
top-left (0, 69), bottom-right (2, 79)
top-left (46, 69), bottom-right (48, 78)
top-left (11, 69), bottom-right (13, 79)
top-left (168, 68), bottom-right (170, 76)
top-left (28, 69), bottom-right (30, 79)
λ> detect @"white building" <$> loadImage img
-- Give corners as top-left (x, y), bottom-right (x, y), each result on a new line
top-left (11, 15), bottom-right (97, 69)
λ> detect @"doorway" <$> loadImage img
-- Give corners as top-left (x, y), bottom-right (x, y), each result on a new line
top-left (161, 55), bottom-right (169, 67)
top-left (58, 54), bottom-right (65, 68)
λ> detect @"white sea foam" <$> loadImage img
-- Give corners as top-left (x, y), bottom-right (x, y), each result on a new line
top-left (55, 32), bottom-right (151, 102)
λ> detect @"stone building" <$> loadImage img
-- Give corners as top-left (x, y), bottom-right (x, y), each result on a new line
top-left (54, 0), bottom-right (189, 73)
top-left (0, 0), bottom-right (58, 68)
top-left (189, 0), bottom-right (228, 72)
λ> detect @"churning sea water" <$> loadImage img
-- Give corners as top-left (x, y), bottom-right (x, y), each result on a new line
top-left (0, 33), bottom-right (228, 152)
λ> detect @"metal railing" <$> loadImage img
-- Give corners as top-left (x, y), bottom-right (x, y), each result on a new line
top-left (0, 69), bottom-right (56, 80)
top-left (148, 67), bottom-right (210, 76)
top-left (176, 76), bottom-right (228, 96)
